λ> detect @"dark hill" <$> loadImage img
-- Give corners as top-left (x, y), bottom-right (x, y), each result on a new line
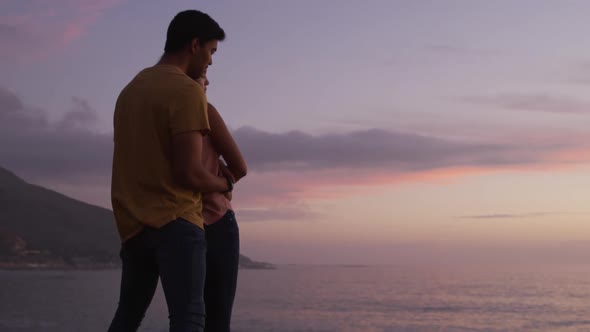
top-left (0, 166), bottom-right (272, 269)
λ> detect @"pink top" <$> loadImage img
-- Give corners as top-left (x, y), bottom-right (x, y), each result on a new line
top-left (201, 135), bottom-right (232, 224)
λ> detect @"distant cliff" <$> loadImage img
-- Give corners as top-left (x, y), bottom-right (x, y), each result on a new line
top-left (0, 166), bottom-right (273, 270)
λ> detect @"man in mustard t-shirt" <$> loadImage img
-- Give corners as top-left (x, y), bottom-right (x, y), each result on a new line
top-left (108, 10), bottom-right (234, 332)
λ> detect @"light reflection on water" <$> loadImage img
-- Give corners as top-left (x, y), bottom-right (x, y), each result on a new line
top-left (1, 264), bottom-right (590, 331)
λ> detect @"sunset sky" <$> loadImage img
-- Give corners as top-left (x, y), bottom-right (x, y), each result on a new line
top-left (1, 0), bottom-right (589, 265)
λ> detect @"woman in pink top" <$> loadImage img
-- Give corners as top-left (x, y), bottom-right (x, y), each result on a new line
top-left (196, 70), bottom-right (247, 332)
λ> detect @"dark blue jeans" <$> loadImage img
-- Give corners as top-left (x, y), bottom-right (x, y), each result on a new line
top-left (108, 218), bottom-right (207, 332)
top-left (204, 210), bottom-right (240, 332)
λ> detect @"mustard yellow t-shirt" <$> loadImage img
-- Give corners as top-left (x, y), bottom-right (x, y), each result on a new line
top-left (111, 64), bottom-right (209, 242)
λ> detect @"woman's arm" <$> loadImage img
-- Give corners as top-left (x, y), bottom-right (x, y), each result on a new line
top-left (207, 103), bottom-right (248, 182)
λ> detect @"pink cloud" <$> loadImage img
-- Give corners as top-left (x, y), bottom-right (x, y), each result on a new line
top-left (232, 141), bottom-right (590, 215)
top-left (0, 0), bottom-right (122, 61)
top-left (548, 147), bottom-right (590, 163)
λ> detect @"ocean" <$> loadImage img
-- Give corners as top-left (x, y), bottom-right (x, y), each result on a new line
top-left (2, 264), bottom-right (590, 331)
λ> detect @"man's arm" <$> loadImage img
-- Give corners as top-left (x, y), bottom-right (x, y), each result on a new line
top-left (168, 84), bottom-right (231, 193)
top-left (172, 130), bottom-right (231, 193)
top-left (208, 103), bottom-right (247, 182)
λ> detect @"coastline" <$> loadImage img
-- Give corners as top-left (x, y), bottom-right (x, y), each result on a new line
top-left (0, 255), bottom-right (275, 271)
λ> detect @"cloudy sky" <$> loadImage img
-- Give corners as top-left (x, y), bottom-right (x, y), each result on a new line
top-left (1, 0), bottom-right (589, 265)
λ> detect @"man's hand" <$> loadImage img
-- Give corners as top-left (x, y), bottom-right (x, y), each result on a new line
top-left (219, 160), bottom-right (236, 183)
top-left (219, 160), bottom-right (234, 201)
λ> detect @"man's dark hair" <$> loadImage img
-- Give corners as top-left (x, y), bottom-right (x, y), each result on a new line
top-left (164, 10), bottom-right (225, 53)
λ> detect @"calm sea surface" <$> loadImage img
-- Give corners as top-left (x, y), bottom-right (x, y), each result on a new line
top-left (2, 264), bottom-right (590, 331)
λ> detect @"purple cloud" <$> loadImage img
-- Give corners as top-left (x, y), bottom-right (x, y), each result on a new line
top-left (458, 212), bottom-right (560, 219)
top-left (1, 86), bottom-right (588, 181)
top-left (232, 126), bottom-right (574, 173)
top-left (0, 86), bottom-right (588, 211)
top-left (462, 93), bottom-right (590, 114)
top-left (237, 204), bottom-right (316, 222)
top-left (0, 86), bottom-right (110, 179)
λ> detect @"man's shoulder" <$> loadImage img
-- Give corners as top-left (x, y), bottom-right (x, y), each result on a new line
top-left (154, 69), bottom-right (203, 98)
top-left (148, 65), bottom-right (198, 84)
top-left (121, 66), bottom-right (202, 99)
top-left (172, 77), bottom-right (205, 101)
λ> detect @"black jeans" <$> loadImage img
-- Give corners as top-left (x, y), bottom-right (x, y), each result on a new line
top-left (204, 210), bottom-right (240, 332)
top-left (108, 218), bottom-right (207, 332)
